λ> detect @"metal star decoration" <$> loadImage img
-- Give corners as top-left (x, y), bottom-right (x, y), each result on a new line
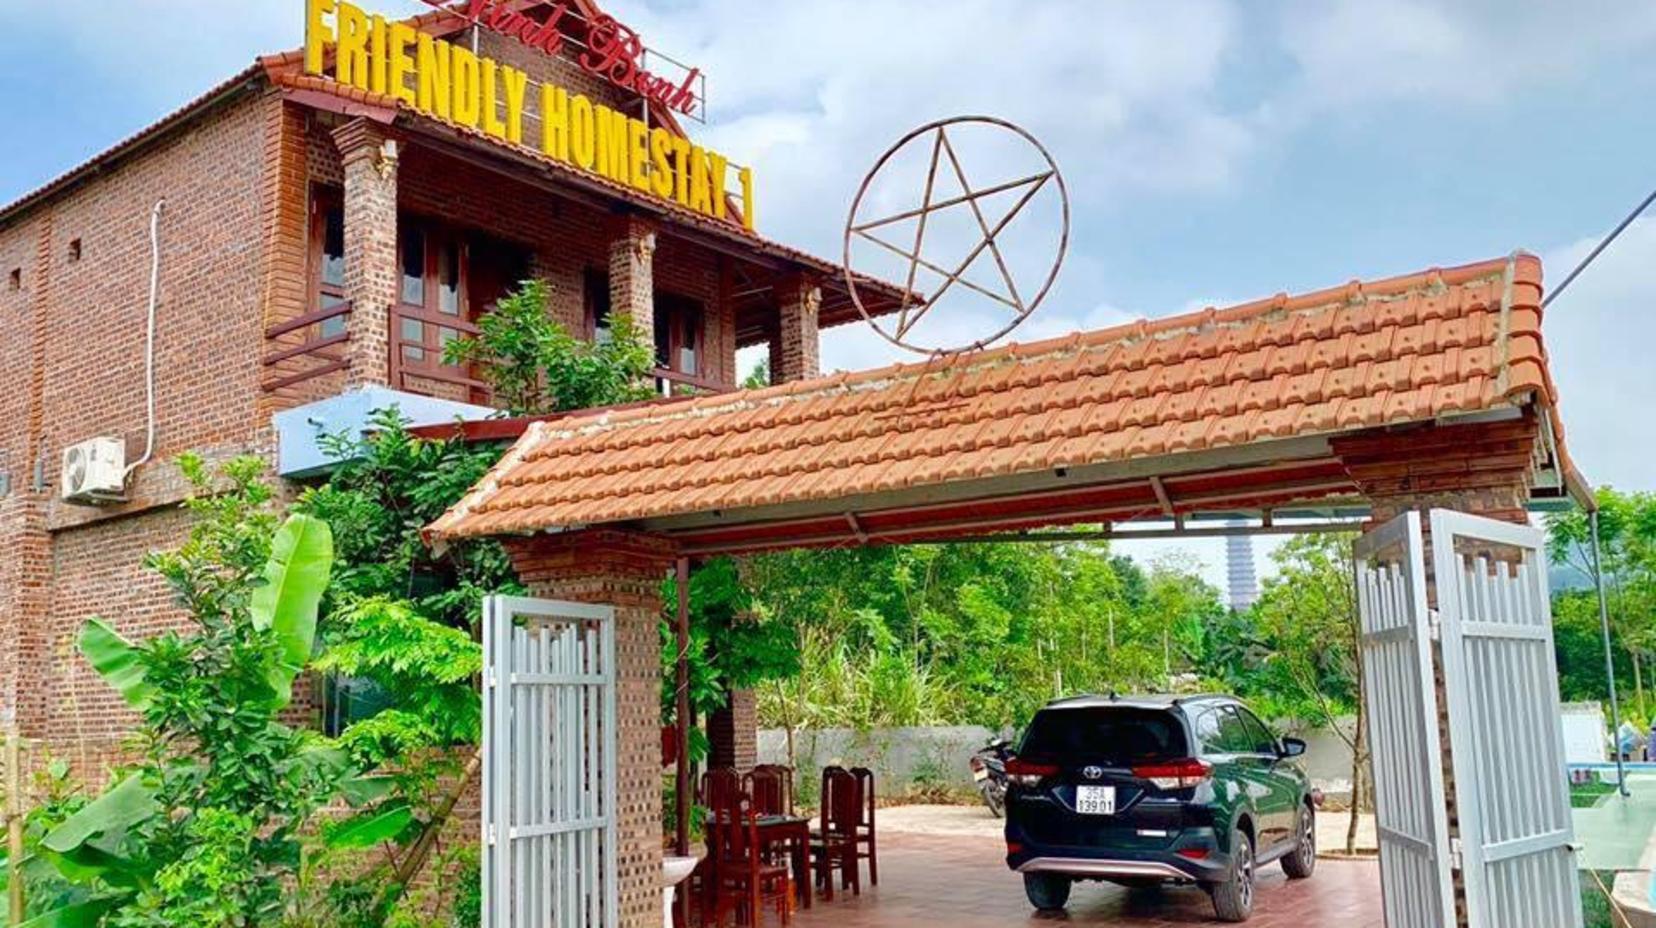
top-left (843, 116), bottom-right (1070, 355)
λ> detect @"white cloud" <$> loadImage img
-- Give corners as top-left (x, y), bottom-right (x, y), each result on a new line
top-left (629, 0), bottom-right (1256, 262)
top-left (1541, 217), bottom-right (1656, 493)
top-left (1275, 0), bottom-right (1656, 108)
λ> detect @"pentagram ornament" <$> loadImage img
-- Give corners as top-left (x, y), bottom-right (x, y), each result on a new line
top-left (842, 116), bottom-right (1070, 355)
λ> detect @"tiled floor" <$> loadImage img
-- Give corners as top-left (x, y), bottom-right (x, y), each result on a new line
top-left (789, 833), bottom-right (1384, 928)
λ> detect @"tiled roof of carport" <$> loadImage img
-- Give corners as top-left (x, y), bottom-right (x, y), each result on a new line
top-left (427, 252), bottom-right (1582, 542)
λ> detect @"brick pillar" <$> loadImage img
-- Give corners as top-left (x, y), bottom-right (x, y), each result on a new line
top-left (769, 275), bottom-right (821, 384)
top-left (333, 119), bottom-right (399, 389)
top-left (707, 688), bottom-right (757, 772)
top-left (1337, 413), bottom-right (1539, 928)
top-left (608, 217), bottom-right (656, 351)
top-left (505, 529), bottom-right (675, 928)
top-left (1, 216), bottom-right (55, 739)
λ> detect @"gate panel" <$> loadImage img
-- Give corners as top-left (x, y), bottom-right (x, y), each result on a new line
top-left (1430, 511), bottom-right (1582, 928)
top-left (483, 595), bottom-right (618, 928)
top-left (1355, 511), bottom-right (1457, 928)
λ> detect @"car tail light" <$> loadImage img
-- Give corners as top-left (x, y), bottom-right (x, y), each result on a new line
top-left (1133, 758), bottom-right (1212, 790)
top-left (1175, 847), bottom-right (1211, 861)
top-left (1005, 758), bottom-right (1058, 787)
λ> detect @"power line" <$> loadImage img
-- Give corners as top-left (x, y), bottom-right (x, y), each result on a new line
top-left (1544, 184), bottom-right (1656, 309)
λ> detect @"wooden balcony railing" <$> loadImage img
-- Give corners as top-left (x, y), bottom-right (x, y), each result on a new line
top-left (261, 300), bottom-right (352, 393)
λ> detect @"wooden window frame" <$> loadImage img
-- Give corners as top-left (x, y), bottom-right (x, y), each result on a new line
top-left (389, 215), bottom-right (488, 399)
top-left (583, 267), bottom-right (612, 342)
top-left (308, 187), bottom-right (349, 340)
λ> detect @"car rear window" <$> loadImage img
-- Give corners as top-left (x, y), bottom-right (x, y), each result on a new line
top-left (1017, 707), bottom-right (1189, 765)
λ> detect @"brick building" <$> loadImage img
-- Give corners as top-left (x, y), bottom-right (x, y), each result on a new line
top-left (0, 0), bottom-right (897, 767)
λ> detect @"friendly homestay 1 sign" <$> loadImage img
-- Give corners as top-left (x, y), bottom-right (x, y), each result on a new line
top-left (303, 0), bottom-right (756, 231)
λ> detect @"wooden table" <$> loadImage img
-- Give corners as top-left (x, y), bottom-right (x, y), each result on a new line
top-left (756, 814), bottom-right (812, 910)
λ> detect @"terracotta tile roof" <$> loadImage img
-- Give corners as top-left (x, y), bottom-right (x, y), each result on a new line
top-left (428, 252), bottom-right (1584, 541)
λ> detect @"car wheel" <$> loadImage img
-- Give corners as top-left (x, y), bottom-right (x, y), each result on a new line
top-left (1210, 827), bottom-right (1255, 923)
top-left (1282, 804), bottom-right (1316, 879)
top-left (1023, 872), bottom-right (1072, 911)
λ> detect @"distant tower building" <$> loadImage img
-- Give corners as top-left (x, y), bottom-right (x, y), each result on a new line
top-left (1226, 527), bottom-right (1258, 611)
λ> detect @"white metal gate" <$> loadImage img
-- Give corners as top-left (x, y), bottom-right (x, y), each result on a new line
top-left (483, 595), bottom-right (618, 928)
top-left (1430, 511), bottom-right (1582, 928)
top-left (1355, 512), bottom-right (1457, 928)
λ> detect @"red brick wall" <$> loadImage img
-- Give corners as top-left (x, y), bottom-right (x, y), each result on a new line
top-left (0, 91), bottom-right (278, 750)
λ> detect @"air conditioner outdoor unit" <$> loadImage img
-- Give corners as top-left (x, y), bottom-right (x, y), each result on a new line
top-left (61, 437), bottom-right (127, 504)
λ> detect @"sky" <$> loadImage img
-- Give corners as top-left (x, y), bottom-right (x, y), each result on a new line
top-left (2, 0), bottom-right (1652, 593)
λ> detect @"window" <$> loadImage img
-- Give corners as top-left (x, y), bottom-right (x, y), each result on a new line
top-left (7, 269), bottom-right (19, 291)
top-left (1234, 707), bottom-right (1279, 755)
top-left (1193, 709), bottom-right (1224, 754)
top-left (1017, 707), bottom-right (1189, 766)
top-left (584, 269), bottom-right (612, 343)
top-left (311, 193), bottom-right (347, 338)
top-left (391, 218), bottom-right (528, 402)
top-left (1207, 707), bottom-right (1257, 755)
top-left (67, 238), bottom-right (82, 262)
top-left (654, 292), bottom-right (705, 376)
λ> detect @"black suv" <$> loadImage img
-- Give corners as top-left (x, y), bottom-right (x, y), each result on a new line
top-left (1003, 694), bottom-right (1316, 922)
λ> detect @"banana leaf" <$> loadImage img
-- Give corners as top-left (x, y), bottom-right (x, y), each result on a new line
top-left (323, 802), bottom-right (415, 850)
top-left (249, 514), bottom-right (334, 705)
top-left (77, 619), bottom-right (152, 711)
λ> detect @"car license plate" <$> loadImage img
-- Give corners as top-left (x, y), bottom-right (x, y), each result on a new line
top-left (972, 767), bottom-right (990, 782)
top-left (1075, 785), bottom-right (1116, 815)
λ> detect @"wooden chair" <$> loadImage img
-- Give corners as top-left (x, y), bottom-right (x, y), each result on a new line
top-left (745, 766), bottom-right (792, 817)
top-left (708, 795), bottom-right (793, 928)
top-left (701, 767), bottom-right (743, 816)
top-left (809, 767), bottom-right (861, 900)
top-left (849, 766), bottom-right (878, 886)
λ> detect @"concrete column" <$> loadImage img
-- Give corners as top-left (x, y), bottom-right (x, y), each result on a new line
top-left (608, 217), bottom-right (657, 352)
top-left (506, 529), bottom-right (676, 928)
top-left (332, 119), bottom-right (399, 389)
top-left (770, 275), bottom-right (821, 384)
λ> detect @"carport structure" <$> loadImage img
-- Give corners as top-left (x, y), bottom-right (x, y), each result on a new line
top-left (427, 251), bottom-right (1591, 928)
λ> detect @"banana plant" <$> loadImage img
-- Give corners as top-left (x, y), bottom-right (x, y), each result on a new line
top-left (26, 514), bottom-right (335, 924)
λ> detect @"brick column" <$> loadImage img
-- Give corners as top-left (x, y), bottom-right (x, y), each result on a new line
top-left (505, 529), bottom-right (675, 928)
top-left (332, 119), bottom-right (399, 389)
top-left (769, 275), bottom-right (821, 383)
top-left (1, 216), bottom-right (55, 740)
top-left (608, 217), bottom-right (656, 350)
top-left (1336, 413), bottom-right (1540, 928)
top-left (707, 689), bottom-right (757, 772)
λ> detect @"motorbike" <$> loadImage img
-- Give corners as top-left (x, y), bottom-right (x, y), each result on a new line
top-left (969, 737), bottom-right (1014, 818)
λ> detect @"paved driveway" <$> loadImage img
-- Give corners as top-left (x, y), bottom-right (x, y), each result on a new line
top-left (791, 831), bottom-right (1384, 928)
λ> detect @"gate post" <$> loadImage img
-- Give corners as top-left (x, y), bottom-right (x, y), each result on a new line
top-left (506, 529), bottom-right (678, 928)
top-left (1337, 411), bottom-right (1575, 928)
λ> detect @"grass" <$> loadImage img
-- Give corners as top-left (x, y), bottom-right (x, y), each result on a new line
top-left (1580, 870), bottom-right (1618, 928)
top-left (1574, 778), bottom-right (1619, 809)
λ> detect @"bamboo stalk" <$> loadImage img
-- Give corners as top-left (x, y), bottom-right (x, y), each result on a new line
top-left (7, 732), bottom-right (23, 926)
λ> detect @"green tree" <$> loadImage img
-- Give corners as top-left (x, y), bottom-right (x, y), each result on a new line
top-left (1248, 533), bottom-right (1368, 852)
top-left (1547, 488), bottom-right (1656, 717)
top-left (443, 279), bottom-right (656, 415)
top-left (32, 457), bottom-right (354, 927)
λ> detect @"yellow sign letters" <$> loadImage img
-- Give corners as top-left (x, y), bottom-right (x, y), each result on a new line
top-left (303, 0), bottom-right (754, 231)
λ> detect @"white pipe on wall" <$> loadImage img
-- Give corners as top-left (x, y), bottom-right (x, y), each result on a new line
top-left (122, 199), bottom-right (165, 485)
